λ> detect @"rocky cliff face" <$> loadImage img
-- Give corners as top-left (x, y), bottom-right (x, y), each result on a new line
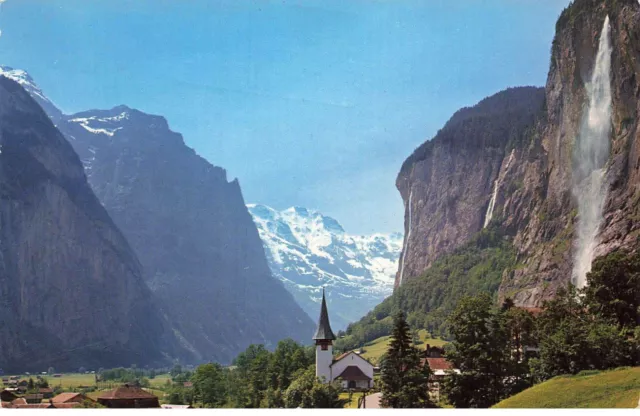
top-left (395, 87), bottom-right (545, 287)
top-left (499, 0), bottom-right (640, 306)
top-left (248, 204), bottom-right (401, 330)
top-left (396, 0), bottom-right (640, 307)
top-left (0, 77), bottom-right (184, 372)
top-left (53, 106), bottom-right (313, 363)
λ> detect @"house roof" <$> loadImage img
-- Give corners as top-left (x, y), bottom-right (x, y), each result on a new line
top-left (331, 351), bottom-right (375, 368)
top-left (52, 392), bottom-right (85, 403)
top-left (312, 288), bottom-right (336, 341)
top-left (333, 352), bottom-right (351, 362)
top-left (424, 357), bottom-right (454, 371)
top-left (39, 387), bottom-right (53, 393)
top-left (97, 385), bottom-right (159, 400)
top-left (335, 366), bottom-right (372, 381)
top-left (23, 393), bottom-right (44, 400)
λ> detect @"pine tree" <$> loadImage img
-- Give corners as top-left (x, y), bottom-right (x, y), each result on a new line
top-left (380, 311), bottom-right (435, 408)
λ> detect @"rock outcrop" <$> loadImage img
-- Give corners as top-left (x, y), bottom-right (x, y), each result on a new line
top-left (53, 105), bottom-right (313, 363)
top-left (395, 87), bottom-right (545, 287)
top-left (396, 0), bottom-right (640, 307)
top-left (500, 0), bottom-right (640, 305)
top-left (0, 77), bottom-right (184, 372)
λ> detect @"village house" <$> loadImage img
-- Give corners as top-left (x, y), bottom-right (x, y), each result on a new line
top-left (51, 392), bottom-right (94, 405)
top-left (420, 344), bottom-right (459, 403)
top-left (314, 289), bottom-right (375, 390)
top-left (97, 384), bottom-right (160, 408)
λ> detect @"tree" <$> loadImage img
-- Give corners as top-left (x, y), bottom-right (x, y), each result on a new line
top-left (267, 339), bottom-right (312, 392)
top-left (27, 378), bottom-right (35, 391)
top-left (192, 363), bottom-right (227, 408)
top-left (170, 364), bottom-right (183, 379)
top-left (584, 250), bottom-right (640, 329)
top-left (283, 368), bottom-right (346, 408)
top-left (47, 367), bottom-right (55, 375)
top-left (442, 294), bottom-right (528, 408)
top-left (380, 311), bottom-right (434, 408)
top-left (233, 344), bottom-right (270, 407)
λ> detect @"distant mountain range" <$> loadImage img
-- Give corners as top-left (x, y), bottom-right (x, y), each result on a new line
top-left (248, 204), bottom-right (402, 330)
top-left (0, 66), bottom-right (313, 367)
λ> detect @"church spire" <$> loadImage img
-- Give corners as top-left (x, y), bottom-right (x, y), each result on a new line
top-left (313, 288), bottom-right (336, 341)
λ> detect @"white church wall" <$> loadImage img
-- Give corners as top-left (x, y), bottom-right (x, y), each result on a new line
top-left (330, 352), bottom-right (374, 388)
top-left (316, 344), bottom-right (333, 383)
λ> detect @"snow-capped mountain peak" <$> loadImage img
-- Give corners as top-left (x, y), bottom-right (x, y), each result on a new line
top-left (248, 204), bottom-right (402, 330)
top-left (0, 66), bottom-right (62, 121)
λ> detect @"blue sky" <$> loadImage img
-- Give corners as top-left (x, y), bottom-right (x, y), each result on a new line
top-left (0, 0), bottom-right (567, 234)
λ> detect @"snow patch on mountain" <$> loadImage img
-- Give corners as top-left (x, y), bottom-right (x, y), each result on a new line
top-left (248, 204), bottom-right (402, 330)
top-left (68, 112), bottom-right (129, 136)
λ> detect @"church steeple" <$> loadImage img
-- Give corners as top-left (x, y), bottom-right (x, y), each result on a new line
top-left (313, 288), bottom-right (336, 341)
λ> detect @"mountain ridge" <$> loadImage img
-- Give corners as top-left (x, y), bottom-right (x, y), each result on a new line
top-left (248, 203), bottom-right (401, 330)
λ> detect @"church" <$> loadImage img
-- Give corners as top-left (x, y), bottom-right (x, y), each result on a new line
top-left (313, 289), bottom-right (375, 390)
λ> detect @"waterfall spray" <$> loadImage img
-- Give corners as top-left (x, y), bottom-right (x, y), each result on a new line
top-left (397, 188), bottom-right (413, 286)
top-left (572, 16), bottom-right (612, 288)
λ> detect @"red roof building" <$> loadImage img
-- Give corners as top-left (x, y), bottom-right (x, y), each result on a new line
top-left (97, 384), bottom-right (160, 408)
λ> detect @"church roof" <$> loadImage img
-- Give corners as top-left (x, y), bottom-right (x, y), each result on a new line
top-left (335, 366), bottom-right (371, 381)
top-left (312, 289), bottom-right (336, 341)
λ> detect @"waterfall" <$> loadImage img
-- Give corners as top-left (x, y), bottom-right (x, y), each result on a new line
top-left (398, 189), bottom-right (413, 286)
top-left (483, 150), bottom-right (515, 229)
top-left (571, 16), bottom-right (612, 288)
top-left (483, 180), bottom-right (499, 228)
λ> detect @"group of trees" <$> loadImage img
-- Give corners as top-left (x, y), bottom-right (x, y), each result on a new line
top-left (97, 366), bottom-right (160, 388)
top-left (335, 228), bottom-right (516, 351)
top-left (169, 339), bottom-right (345, 408)
top-left (441, 249), bottom-right (640, 408)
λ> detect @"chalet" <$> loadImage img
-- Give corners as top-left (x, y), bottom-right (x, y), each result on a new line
top-left (313, 289), bottom-right (375, 390)
top-left (183, 381), bottom-right (193, 388)
top-left (421, 344), bottom-right (459, 403)
top-left (97, 384), bottom-right (160, 408)
top-left (52, 392), bottom-right (94, 405)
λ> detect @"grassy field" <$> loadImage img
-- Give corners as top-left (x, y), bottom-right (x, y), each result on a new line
top-left (358, 329), bottom-right (446, 365)
top-left (8, 372), bottom-right (173, 390)
top-left (493, 367), bottom-right (640, 408)
top-left (46, 373), bottom-right (97, 388)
